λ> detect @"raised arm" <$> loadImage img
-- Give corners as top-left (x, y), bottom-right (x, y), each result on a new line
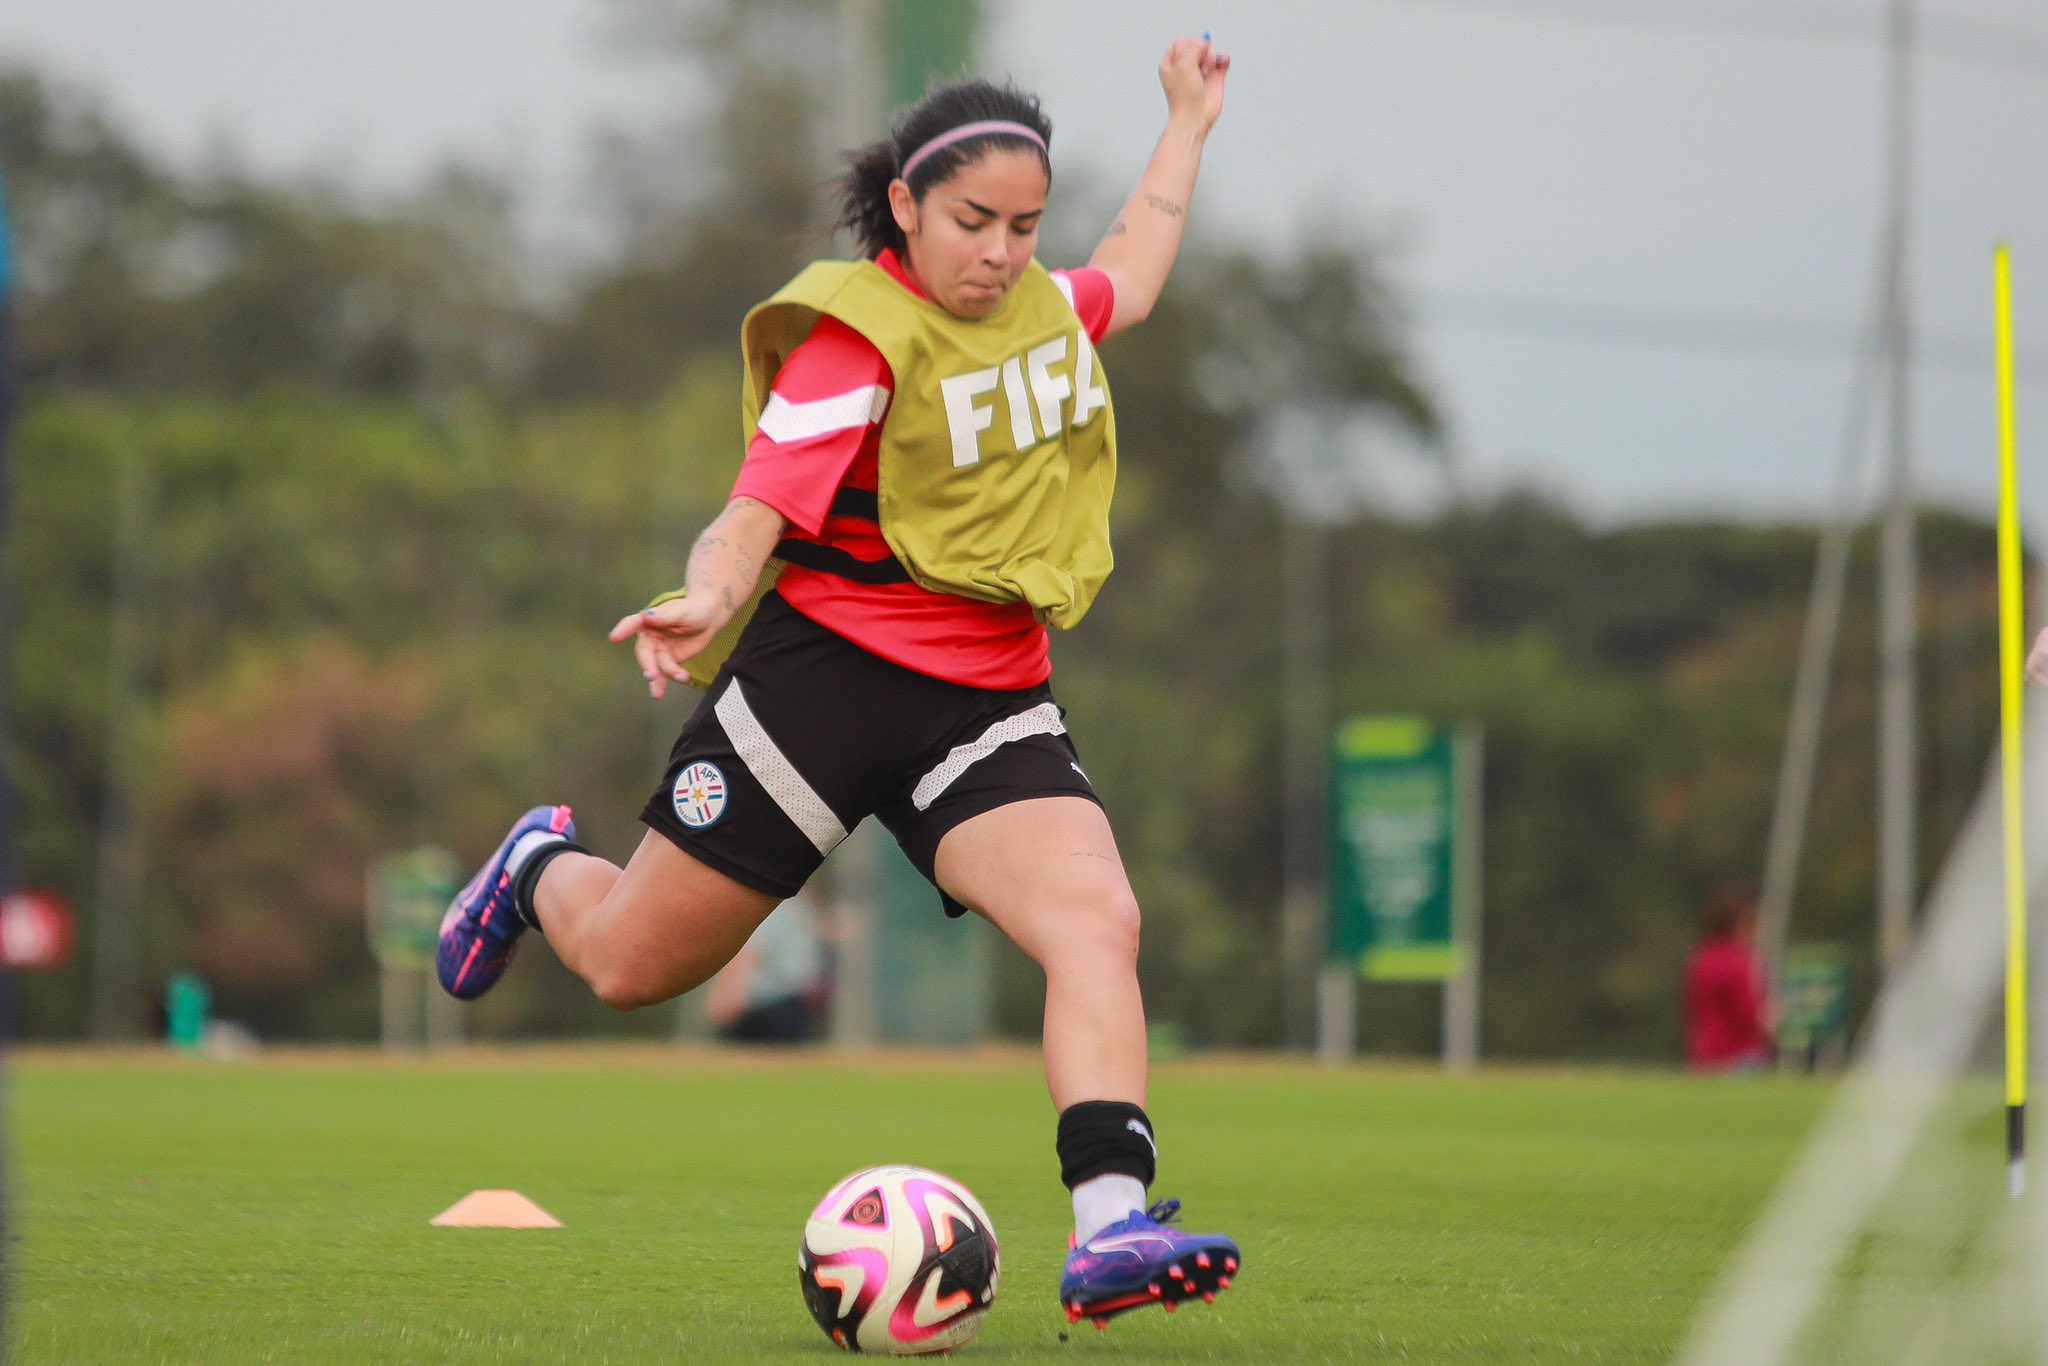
top-left (1087, 36), bottom-right (1231, 340)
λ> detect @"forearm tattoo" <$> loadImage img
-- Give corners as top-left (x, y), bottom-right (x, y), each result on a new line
top-left (691, 534), bottom-right (757, 582)
top-left (687, 505), bottom-right (766, 615)
top-left (1141, 193), bottom-right (1186, 219)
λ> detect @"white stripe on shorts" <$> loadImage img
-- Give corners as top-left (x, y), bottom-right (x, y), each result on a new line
top-left (715, 682), bottom-right (848, 855)
top-left (911, 701), bottom-right (1068, 813)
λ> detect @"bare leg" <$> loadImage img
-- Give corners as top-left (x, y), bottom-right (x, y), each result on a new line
top-left (533, 831), bottom-right (780, 1011)
top-left (934, 797), bottom-right (1146, 1109)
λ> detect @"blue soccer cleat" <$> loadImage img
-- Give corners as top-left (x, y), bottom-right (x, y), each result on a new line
top-left (1059, 1199), bottom-right (1241, 1328)
top-left (437, 804), bottom-right (575, 1000)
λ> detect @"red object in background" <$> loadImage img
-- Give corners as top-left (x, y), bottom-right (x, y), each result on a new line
top-left (0, 890), bottom-right (77, 970)
top-left (1685, 932), bottom-right (1770, 1071)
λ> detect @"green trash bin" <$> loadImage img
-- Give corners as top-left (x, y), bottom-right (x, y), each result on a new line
top-left (166, 971), bottom-right (211, 1053)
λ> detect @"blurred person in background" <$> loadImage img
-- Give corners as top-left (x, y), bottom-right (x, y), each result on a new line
top-left (434, 37), bottom-right (1242, 1328)
top-left (1685, 885), bottom-right (1773, 1073)
top-left (703, 896), bottom-right (827, 1045)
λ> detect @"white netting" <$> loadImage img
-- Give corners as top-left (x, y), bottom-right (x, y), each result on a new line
top-left (1683, 705), bottom-right (2048, 1365)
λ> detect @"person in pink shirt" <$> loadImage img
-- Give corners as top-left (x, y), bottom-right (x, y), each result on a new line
top-left (1685, 887), bottom-right (1773, 1073)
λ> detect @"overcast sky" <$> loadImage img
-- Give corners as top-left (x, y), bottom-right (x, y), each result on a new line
top-left (6, 0), bottom-right (2046, 525)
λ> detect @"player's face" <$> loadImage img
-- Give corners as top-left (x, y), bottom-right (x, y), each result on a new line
top-left (891, 148), bottom-right (1048, 319)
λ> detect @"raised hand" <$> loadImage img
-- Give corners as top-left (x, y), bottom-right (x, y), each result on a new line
top-left (1160, 35), bottom-right (1231, 133)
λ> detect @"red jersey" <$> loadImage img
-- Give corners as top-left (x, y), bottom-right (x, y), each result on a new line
top-left (732, 249), bottom-right (1116, 689)
top-left (1684, 934), bottom-right (1771, 1070)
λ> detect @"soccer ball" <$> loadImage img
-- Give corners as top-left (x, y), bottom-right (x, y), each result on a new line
top-left (798, 1164), bottom-right (1000, 1355)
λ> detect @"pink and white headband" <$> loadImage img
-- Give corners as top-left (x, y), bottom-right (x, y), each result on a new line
top-left (899, 120), bottom-right (1047, 181)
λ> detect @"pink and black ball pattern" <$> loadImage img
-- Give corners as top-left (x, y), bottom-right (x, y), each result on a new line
top-left (890, 1175), bottom-right (998, 1347)
top-left (798, 1165), bottom-right (1000, 1355)
top-left (800, 1183), bottom-right (892, 1350)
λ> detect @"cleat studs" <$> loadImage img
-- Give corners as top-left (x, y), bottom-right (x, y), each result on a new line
top-left (1163, 1301), bottom-right (1177, 1313)
top-left (1149, 1283), bottom-right (1163, 1297)
top-left (1203, 1292), bottom-right (1217, 1304)
top-left (1218, 1276), bottom-right (1232, 1288)
top-left (1168, 1264), bottom-right (1183, 1280)
top-left (1183, 1280), bottom-right (1197, 1293)
top-left (1224, 1257), bottom-right (1239, 1273)
top-left (1094, 1318), bottom-right (1109, 1330)
top-left (1196, 1252), bottom-right (1212, 1269)
top-left (1066, 1305), bottom-right (1082, 1323)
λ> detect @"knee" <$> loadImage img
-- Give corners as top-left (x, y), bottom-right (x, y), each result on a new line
top-left (587, 959), bottom-right (690, 1013)
top-left (1101, 893), bottom-right (1142, 967)
top-left (1044, 889), bottom-right (1141, 973)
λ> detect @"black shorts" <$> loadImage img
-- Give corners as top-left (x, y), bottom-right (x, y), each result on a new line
top-left (641, 592), bottom-right (1101, 916)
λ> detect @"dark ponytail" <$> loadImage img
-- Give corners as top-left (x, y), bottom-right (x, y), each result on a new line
top-left (834, 78), bottom-right (1053, 259)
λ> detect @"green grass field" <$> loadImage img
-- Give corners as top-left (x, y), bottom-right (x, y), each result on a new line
top-left (13, 1047), bottom-right (1836, 1362)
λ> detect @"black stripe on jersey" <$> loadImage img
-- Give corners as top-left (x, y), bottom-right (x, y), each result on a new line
top-left (829, 487), bottom-right (881, 523)
top-left (774, 538), bottom-right (913, 584)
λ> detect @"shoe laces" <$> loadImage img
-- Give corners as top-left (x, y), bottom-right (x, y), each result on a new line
top-left (1142, 1198), bottom-right (1181, 1226)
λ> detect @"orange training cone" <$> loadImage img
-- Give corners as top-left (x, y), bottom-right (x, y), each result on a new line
top-left (430, 1190), bottom-right (563, 1228)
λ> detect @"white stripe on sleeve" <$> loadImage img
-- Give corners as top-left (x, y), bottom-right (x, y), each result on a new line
top-left (1050, 271), bottom-right (1077, 312)
top-left (756, 385), bottom-right (892, 444)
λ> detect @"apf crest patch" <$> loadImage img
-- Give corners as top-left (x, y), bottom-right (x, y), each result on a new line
top-left (672, 761), bottom-right (729, 829)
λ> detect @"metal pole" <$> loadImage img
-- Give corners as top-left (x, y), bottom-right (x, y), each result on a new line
top-left (808, 0), bottom-right (888, 1050)
top-left (1992, 242), bottom-right (2026, 1198)
top-left (423, 977), bottom-right (465, 1049)
top-left (1757, 270), bottom-right (1889, 982)
top-left (1443, 725), bottom-right (1484, 1070)
top-left (837, 0), bottom-right (883, 150)
top-left (1317, 963), bottom-right (1354, 1064)
top-left (1876, 0), bottom-right (1919, 978)
top-left (1283, 508), bottom-right (1331, 1053)
top-left (1, 170), bottom-right (19, 1344)
top-left (827, 825), bottom-right (881, 1047)
top-left (379, 966), bottom-right (404, 1051)
top-left (88, 449), bottom-right (152, 1040)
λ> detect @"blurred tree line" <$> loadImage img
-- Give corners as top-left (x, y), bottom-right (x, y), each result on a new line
top-left (0, 2), bottom-right (2001, 1057)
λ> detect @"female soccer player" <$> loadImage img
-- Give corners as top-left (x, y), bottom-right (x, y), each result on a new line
top-left (438, 36), bottom-right (1240, 1326)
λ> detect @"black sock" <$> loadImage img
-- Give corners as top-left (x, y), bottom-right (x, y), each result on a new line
top-left (512, 840), bottom-right (587, 932)
top-left (1056, 1100), bottom-right (1158, 1189)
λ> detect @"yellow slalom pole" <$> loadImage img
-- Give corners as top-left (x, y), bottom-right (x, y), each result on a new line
top-left (1996, 242), bottom-right (2027, 1200)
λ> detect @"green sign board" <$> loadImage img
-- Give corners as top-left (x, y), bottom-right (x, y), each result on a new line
top-left (369, 847), bottom-right (460, 971)
top-left (1328, 718), bottom-right (1468, 982)
top-left (1776, 943), bottom-right (1850, 1048)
